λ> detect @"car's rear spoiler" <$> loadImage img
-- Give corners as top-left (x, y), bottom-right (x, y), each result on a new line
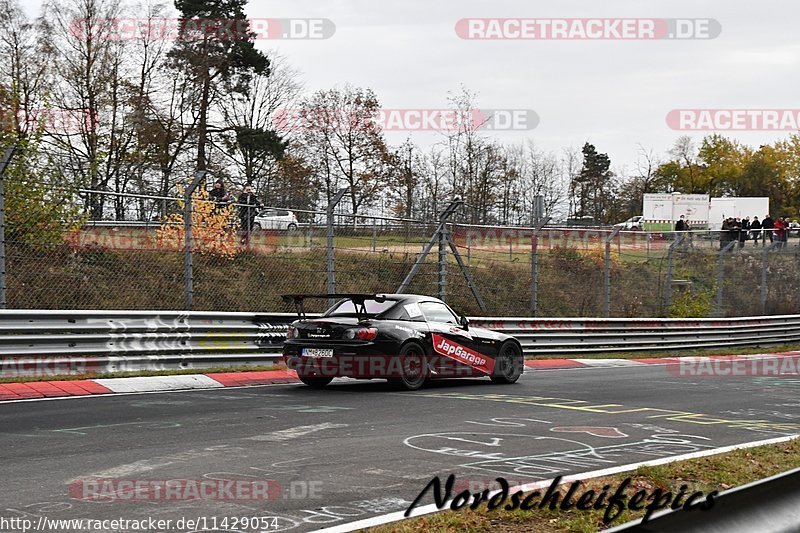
top-left (281, 294), bottom-right (388, 319)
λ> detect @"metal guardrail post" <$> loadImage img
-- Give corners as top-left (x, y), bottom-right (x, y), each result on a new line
top-left (0, 147), bottom-right (17, 310)
top-left (326, 189), bottom-right (348, 306)
top-left (184, 170), bottom-right (206, 310)
top-left (604, 227), bottom-right (621, 317)
top-left (715, 240), bottom-right (737, 317)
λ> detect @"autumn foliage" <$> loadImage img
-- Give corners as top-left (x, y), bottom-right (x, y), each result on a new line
top-left (157, 187), bottom-right (238, 257)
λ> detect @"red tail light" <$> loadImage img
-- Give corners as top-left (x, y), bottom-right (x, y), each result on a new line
top-left (357, 328), bottom-right (378, 340)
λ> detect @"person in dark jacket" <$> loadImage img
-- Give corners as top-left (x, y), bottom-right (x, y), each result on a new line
top-left (762, 214), bottom-right (774, 244)
top-left (720, 217), bottom-right (734, 250)
top-left (738, 216), bottom-right (750, 248)
top-left (750, 216), bottom-right (762, 246)
top-left (209, 180), bottom-right (231, 211)
top-left (237, 185), bottom-right (262, 244)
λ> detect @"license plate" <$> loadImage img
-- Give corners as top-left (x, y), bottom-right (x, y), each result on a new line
top-left (302, 348), bottom-right (334, 358)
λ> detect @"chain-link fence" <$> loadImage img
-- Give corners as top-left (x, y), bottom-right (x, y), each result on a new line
top-left (2, 147), bottom-right (800, 317)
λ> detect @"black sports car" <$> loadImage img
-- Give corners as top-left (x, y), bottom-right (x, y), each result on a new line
top-left (281, 293), bottom-right (524, 390)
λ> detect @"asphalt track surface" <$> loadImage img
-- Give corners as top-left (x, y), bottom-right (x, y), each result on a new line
top-left (2, 364), bottom-right (800, 532)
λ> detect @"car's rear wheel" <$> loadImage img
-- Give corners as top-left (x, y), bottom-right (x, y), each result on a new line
top-left (389, 343), bottom-right (427, 391)
top-left (298, 375), bottom-right (333, 388)
top-left (490, 342), bottom-right (524, 384)
top-left (287, 223), bottom-right (298, 231)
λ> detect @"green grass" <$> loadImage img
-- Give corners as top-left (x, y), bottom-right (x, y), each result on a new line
top-left (367, 438), bottom-right (800, 532)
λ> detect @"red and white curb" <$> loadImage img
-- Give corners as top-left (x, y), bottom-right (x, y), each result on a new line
top-left (0, 370), bottom-right (299, 401)
top-left (1, 351), bottom-right (798, 402)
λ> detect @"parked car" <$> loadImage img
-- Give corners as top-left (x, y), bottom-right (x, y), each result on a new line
top-left (614, 216), bottom-right (643, 230)
top-left (278, 293), bottom-right (524, 390)
top-left (253, 209), bottom-right (298, 231)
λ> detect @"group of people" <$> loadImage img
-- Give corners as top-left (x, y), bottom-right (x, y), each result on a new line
top-left (209, 180), bottom-right (263, 242)
top-left (718, 215), bottom-right (797, 249)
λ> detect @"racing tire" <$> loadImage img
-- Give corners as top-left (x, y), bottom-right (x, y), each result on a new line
top-left (251, 223), bottom-right (262, 232)
top-left (388, 343), bottom-right (428, 391)
top-left (490, 342), bottom-right (524, 384)
top-left (287, 223), bottom-right (298, 231)
top-left (298, 375), bottom-right (333, 388)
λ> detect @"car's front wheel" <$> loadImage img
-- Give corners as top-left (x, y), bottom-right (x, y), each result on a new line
top-left (298, 375), bottom-right (333, 388)
top-left (389, 343), bottom-right (428, 391)
top-left (490, 342), bottom-right (524, 384)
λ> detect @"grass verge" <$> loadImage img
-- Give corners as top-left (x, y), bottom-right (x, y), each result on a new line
top-left (368, 437), bottom-right (800, 533)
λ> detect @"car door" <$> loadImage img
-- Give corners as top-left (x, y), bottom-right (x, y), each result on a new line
top-left (418, 301), bottom-right (492, 376)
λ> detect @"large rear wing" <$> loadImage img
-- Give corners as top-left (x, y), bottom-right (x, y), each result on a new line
top-left (281, 294), bottom-right (388, 319)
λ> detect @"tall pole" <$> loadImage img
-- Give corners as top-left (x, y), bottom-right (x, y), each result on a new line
top-left (184, 170), bottom-right (206, 310)
top-left (0, 147), bottom-right (18, 309)
top-left (529, 218), bottom-right (550, 317)
top-left (604, 227), bottom-right (621, 317)
top-left (715, 240), bottom-right (736, 317)
top-left (438, 223), bottom-right (447, 301)
top-left (326, 188), bottom-right (348, 304)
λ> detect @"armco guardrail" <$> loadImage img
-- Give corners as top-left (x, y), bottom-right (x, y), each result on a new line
top-left (470, 315), bottom-right (800, 355)
top-left (606, 465), bottom-right (800, 532)
top-left (0, 310), bottom-right (296, 374)
top-left (2, 311), bottom-right (800, 375)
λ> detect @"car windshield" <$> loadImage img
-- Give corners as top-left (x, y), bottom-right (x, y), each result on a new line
top-left (325, 298), bottom-right (397, 317)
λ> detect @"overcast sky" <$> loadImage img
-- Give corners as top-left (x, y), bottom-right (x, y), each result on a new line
top-left (21, 0), bottom-right (800, 173)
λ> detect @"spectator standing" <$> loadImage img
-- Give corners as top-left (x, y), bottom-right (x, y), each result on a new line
top-left (774, 216), bottom-right (787, 249)
top-left (237, 185), bottom-right (262, 245)
top-left (762, 214), bottom-right (774, 245)
top-left (720, 217), bottom-right (733, 250)
top-left (209, 180), bottom-right (231, 211)
top-left (738, 216), bottom-right (750, 249)
top-left (674, 215), bottom-right (690, 248)
top-left (750, 216), bottom-right (762, 246)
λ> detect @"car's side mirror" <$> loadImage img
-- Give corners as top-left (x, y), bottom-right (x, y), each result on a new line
top-left (459, 315), bottom-right (469, 330)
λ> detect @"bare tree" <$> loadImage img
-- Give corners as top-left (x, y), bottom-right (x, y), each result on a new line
top-left (0, 0), bottom-right (53, 141)
top-left (217, 51), bottom-right (302, 195)
top-left (297, 85), bottom-right (392, 218)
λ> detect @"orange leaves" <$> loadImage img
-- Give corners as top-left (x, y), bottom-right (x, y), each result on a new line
top-left (157, 187), bottom-right (238, 258)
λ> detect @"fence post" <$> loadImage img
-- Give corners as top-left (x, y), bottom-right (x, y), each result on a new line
top-left (715, 240), bottom-right (737, 317)
top-left (184, 170), bottom-right (206, 310)
top-left (530, 231), bottom-right (538, 317)
top-left (604, 227), bottom-right (621, 317)
top-left (326, 188), bottom-right (348, 303)
top-left (0, 146), bottom-right (18, 310)
top-left (438, 222), bottom-right (447, 301)
top-left (663, 235), bottom-right (683, 313)
top-left (529, 218), bottom-right (550, 317)
top-left (761, 242), bottom-right (780, 315)
top-left (371, 217), bottom-right (377, 252)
